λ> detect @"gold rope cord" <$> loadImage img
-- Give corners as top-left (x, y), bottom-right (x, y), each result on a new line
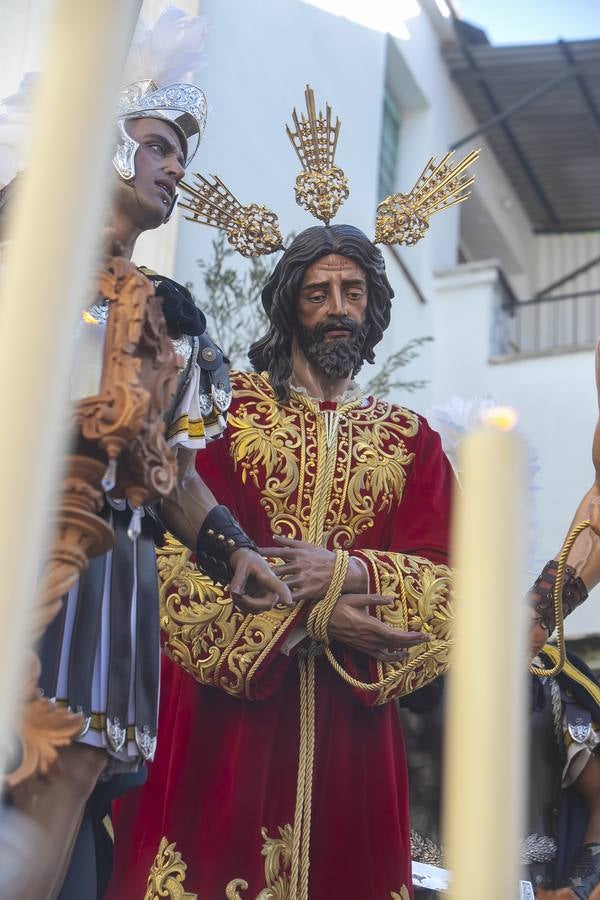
top-left (530, 519), bottom-right (591, 678)
top-left (306, 550), bottom-right (349, 642)
top-left (323, 640), bottom-right (449, 693)
top-left (289, 645), bottom-right (317, 900)
top-left (287, 400), bottom-right (436, 896)
top-left (287, 404), bottom-right (359, 899)
top-left (306, 409), bottom-right (342, 545)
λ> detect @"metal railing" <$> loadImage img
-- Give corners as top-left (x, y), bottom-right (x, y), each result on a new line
top-left (493, 288), bottom-right (600, 357)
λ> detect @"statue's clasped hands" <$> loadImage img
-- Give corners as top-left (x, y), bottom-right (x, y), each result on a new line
top-left (259, 535), bottom-right (429, 661)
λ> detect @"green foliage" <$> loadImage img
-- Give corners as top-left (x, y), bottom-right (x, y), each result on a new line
top-left (191, 231), bottom-right (274, 369)
top-left (363, 336), bottom-right (434, 398)
top-left (194, 231), bottom-right (431, 398)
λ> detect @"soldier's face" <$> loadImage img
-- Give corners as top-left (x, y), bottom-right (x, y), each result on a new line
top-left (114, 118), bottom-right (186, 230)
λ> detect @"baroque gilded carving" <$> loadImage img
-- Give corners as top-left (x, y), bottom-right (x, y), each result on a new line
top-left (74, 257), bottom-right (180, 508)
top-left (7, 257), bottom-right (181, 786)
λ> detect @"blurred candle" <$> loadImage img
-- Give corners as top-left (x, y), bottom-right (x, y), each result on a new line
top-left (0, 0), bottom-right (142, 774)
top-left (444, 408), bottom-right (528, 900)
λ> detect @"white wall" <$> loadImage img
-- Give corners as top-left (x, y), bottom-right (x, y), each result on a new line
top-left (433, 261), bottom-right (598, 637)
top-left (0, 0), bottom-right (52, 98)
top-left (387, 5), bottom-right (535, 296)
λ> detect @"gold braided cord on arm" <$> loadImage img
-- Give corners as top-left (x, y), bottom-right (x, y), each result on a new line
top-left (324, 642), bottom-right (449, 694)
top-left (530, 519), bottom-right (592, 678)
top-left (323, 565), bottom-right (450, 695)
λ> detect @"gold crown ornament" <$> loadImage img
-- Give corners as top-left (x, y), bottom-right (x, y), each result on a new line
top-left (374, 149), bottom-right (480, 247)
top-left (179, 84), bottom-right (480, 256)
top-left (178, 174), bottom-right (284, 258)
top-left (286, 85), bottom-right (349, 225)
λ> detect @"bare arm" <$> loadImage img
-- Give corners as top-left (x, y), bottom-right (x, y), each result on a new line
top-left (531, 344), bottom-right (600, 645)
top-left (161, 447), bottom-right (292, 611)
top-left (160, 446), bottom-right (216, 549)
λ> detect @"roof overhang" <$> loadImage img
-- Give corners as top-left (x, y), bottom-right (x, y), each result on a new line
top-left (444, 34), bottom-right (600, 234)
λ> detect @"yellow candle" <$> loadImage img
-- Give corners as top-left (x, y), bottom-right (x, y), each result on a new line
top-left (0, 0), bottom-right (142, 773)
top-left (444, 412), bottom-right (528, 899)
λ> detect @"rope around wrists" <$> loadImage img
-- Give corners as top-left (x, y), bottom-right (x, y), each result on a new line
top-left (530, 519), bottom-right (591, 678)
top-left (306, 550), bottom-right (349, 643)
top-left (307, 551), bottom-right (451, 694)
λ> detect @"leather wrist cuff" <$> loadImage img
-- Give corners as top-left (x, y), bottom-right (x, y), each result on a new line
top-left (568, 843), bottom-right (600, 899)
top-left (195, 505), bottom-right (257, 586)
top-left (528, 559), bottom-right (588, 633)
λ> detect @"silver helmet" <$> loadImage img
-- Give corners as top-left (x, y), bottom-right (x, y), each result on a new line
top-left (113, 7), bottom-right (208, 192)
top-left (113, 78), bottom-right (207, 182)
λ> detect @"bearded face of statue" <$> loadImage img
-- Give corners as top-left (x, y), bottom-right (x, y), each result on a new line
top-left (294, 253), bottom-right (369, 379)
top-left (249, 224), bottom-right (394, 400)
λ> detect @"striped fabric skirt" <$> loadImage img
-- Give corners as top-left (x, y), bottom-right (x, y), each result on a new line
top-left (39, 503), bottom-right (160, 773)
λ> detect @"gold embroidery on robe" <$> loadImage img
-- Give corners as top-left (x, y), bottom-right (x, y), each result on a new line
top-left (144, 836), bottom-right (197, 900)
top-left (223, 825), bottom-right (413, 900)
top-left (225, 825), bottom-right (293, 899)
top-left (228, 371), bottom-right (418, 546)
top-left (352, 550), bottom-right (454, 703)
top-left (158, 370), bottom-right (454, 701)
top-left (158, 535), bottom-right (305, 698)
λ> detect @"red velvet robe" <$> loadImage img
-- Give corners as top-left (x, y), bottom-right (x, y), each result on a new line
top-left (108, 371), bottom-right (454, 900)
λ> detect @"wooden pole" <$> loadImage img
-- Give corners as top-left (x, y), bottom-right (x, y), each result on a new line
top-left (444, 414), bottom-right (528, 899)
top-left (0, 0), bottom-right (142, 774)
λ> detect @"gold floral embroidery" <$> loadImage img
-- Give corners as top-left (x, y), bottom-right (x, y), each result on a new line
top-left (158, 537), bottom-right (244, 687)
top-left (228, 371), bottom-right (418, 548)
top-left (223, 825), bottom-right (412, 900)
top-left (225, 825), bottom-right (293, 899)
top-left (144, 836), bottom-right (197, 900)
top-left (158, 535), bottom-right (303, 697)
top-left (358, 551), bottom-right (454, 703)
